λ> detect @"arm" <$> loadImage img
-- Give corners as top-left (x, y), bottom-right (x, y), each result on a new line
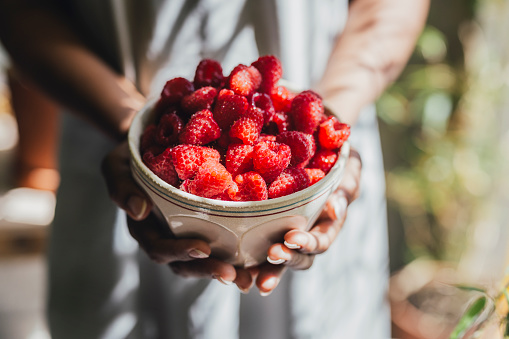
top-left (315, 0), bottom-right (430, 125)
top-left (0, 0), bottom-right (144, 141)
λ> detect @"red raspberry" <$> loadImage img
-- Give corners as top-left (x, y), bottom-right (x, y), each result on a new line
top-left (272, 111), bottom-right (291, 134)
top-left (229, 172), bottom-right (268, 201)
top-left (257, 134), bottom-right (277, 143)
top-left (229, 117), bottom-right (261, 145)
top-left (253, 141), bottom-right (291, 183)
top-left (225, 144), bottom-right (254, 177)
top-left (213, 89), bottom-right (248, 130)
top-left (140, 124), bottom-right (159, 154)
top-left (252, 92), bottom-right (276, 125)
top-left (305, 168), bottom-right (326, 185)
top-left (318, 117), bottom-right (351, 150)
top-left (245, 105), bottom-right (265, 130)
top-left (228, 64), bottom-right (262, 97)
top-left (159, 77), bottom-right (194, 107)
top-left (170, 145), bottom-right (220, 180)
top-left (268, 168), bottom-right (310, 199)
top-left (276, 131), bottom-right (316, 167)
top-left (308, 149), bottom-right (338, 173)
top-left (251, 55), bottom-right (282, 94)
top-left (186, 161), bottom-right (234, 198)
top-left (290, 90), bottom-right (324, 134)
top-left (143, 148), bottom-right (179, 186)
top-left (271, 85), bottom-right (295, 112)
top-left (179, 109), bottom-right (221, 146)
top-left (156, 112), bottom-right (184, 147)
top-left (181, 86), bottom-right (218, 115)
top-left (193, 59), bottom-right (225, 88)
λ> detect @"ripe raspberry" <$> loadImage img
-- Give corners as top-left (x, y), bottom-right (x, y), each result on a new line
top-left (181, 86), bottom-right (218, 115)
top-left (252, 92), bottom-right (276, 125)
top-left (229, 172), bottom-right (268, 201)
top-left (186, 161), bottom-right (234, 198)
top-left (156, 112), bottom-right (184, 147)
top-left (318, 117), bottom-right (351, 150)
top-left (159, 77), bottom-right (194, 107)
top-left (140, 124), bottom-right (158, 154)
top-left (290, 90), bottom-right (324, 134)
top-left (251, 55), bottom-right (282, 94)
top-left (268, 168), bottom-right (310, 199)
top-left (245, 105), bottom-right (265, 130)
top-left (225, 144), bottom-right (254, 177)
top-left (276, 131), bottom-right (316, 167)
top-left (229, 117), bottom-right (261, 145)
top-left (170, 145), bottom-right (220, 180)
top-left (272, 111), bottom-right (291, 134)
top-left (179, 109), bottom-right (221, 146)
top-left (308, 149), bottom-right (338, 173)
top-left (193, 59), bottom-right (225, 88)
top-left (305, 168), bottom-right (326, 185)
top-left (257, 134), bottom-right (277, 143)
top-left (143, 148), bottom-right (179, 186)
top-left (228, 64), bottom-right (262, 97)
top-left (271, 85), bottom-right (295, 112)
top-left (213, 89), bottom-right (248, 130)
top-left (253, 141), bottom-right (291, 183)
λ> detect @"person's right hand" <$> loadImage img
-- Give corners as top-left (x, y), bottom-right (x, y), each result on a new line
top-left (101, 141), bottom-right (255, 291)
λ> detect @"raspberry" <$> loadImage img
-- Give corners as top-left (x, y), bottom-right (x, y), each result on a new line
top-left (229, 117), bottom-right (261, 145)
top-left (318, 117), bottom-right (351, 150)
top-left (271, 85), bottom-right (295, 112)
top-left (251, 55), bottom-right (282, 94)
top-left (257, 134), bottom-right (277, 143)
top-left (159, 77), bottom-right (194, 107)
top-left (170, 145), bottom-right (220, 180)
top-left (272, 111), bottom-right (291, 134)
top-left (228, 64), bottom-right (262, 97)
top-left (290, 90), bottom-right (324, 134)
top-left (305, 168), bottom-right (326, 185)
top-left (143, 148), bottom-right (179, 187)
top-left (245, 105), bottom-right (265, 130)
top-left (268, 168), bottom-right (310, 199)
top-left (276, 131), bottom-right (316, 167)
top-left (186, 161), bottom-right (234, 198)
top-left (253, 141), bottom-right (291, 183)
top-left (155, 112), bottom-right (184, 147)
top-left (181, 86), bottom-right (217, 115)
top-left (308, 149), bottom-right (338, 173)
top-left (193, 59), bottom-right (225, 88)
top-left (229, 172), bottom-right (268, 201)
top-left (140, 124), bottom-right (158, 154)
top-left (252, 92), bottom-right (276, 125)
top-left (213, 89), bottom-right (248, 130)
top-left (225, 144), bottom-right (254, 177)
top-left (179, 109), bottom-right (221, 146)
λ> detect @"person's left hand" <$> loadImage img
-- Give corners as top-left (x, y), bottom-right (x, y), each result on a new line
top-left (250, 148), bottom-right (362, 296)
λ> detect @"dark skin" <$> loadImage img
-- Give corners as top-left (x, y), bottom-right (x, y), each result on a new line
top-left (0, 0), bottom-right (429, 294)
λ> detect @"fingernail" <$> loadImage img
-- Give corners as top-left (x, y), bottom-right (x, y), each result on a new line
top-left (213, 275), bottom-right (233, 285)
top-left (259, 277), bottom-right (278, 296)
top-left (332, 195), bottom-right (348, 220)
top-left (127, 196), bottom-right (148, 220)
top-left (188, 249), bottom-right (209, 259)
top-left (238, 286), bottom-right (250, 294)
top-left (266, 256), bottom-right (286, 265)
top-left (284, 241), bottom-right (301, 250)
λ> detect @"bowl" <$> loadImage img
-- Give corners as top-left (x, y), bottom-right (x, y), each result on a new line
top-left (128, 98), bottom-right (350, 268)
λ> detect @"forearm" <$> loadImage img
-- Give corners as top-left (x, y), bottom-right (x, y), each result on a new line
top-left (0, 1), bottom-right (144, 141)
top-left (315, 0), bottom-right (430, 125)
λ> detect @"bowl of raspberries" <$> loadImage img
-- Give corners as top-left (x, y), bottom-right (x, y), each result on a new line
top-left (128, 55), bottom-right (351, 268)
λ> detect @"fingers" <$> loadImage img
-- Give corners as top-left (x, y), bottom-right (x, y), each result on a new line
top-left (101, 141), bottom-right (152, 220)
top-left (170, 258), bottom-right (237, 284)
top-left (255, 262), bottom-right (287, 296)
top-left (128, 214), bottom-right (211, 264)
top-left (233, 267), bottom-right (255, 293)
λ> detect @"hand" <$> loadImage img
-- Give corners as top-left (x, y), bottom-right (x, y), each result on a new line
top-left (101, 142), bottom-right (254, 291)
top-left (255, 148), bottom-right (362, 295)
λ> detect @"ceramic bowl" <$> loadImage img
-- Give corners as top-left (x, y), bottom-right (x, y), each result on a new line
top-left (128, 98), bottom-right (350, 268)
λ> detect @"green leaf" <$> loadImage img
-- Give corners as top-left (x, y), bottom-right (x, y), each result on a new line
top-left (455, 284), bottom-right (487, 294)
top-left (450, 297), bottom-right (487, 339)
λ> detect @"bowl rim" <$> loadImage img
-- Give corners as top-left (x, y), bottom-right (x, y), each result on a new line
top-left (128, 92), bottom-right (350, 212)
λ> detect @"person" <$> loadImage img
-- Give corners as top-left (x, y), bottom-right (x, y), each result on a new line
top-left (0, 0), bottom-right (429, 338)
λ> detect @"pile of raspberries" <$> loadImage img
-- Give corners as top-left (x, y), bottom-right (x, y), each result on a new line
top-left (140, 55), bottom-right (350, 201)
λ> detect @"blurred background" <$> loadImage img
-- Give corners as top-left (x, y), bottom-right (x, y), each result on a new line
top-left (0, 0), bottom-right (508, 338)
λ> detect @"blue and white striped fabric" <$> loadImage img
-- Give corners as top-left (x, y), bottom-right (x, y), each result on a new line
top-left (48, 1), bottom-right (390, 338)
